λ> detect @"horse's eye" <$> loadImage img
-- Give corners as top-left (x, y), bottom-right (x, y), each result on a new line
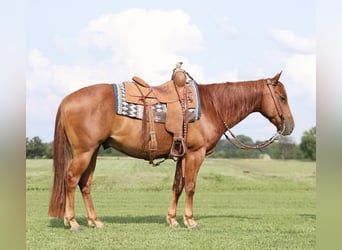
top-left (280, 95), bottom-right (287, 102)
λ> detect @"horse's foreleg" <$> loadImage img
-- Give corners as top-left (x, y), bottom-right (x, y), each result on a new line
top-left (78, 149), bottom-right (104, 229)
top-left (64, 151), bottom-right (93, 231)
top-left (166, 159), bottom-right (185, 228)
top-left (183, 150), bottom-right (205, 230)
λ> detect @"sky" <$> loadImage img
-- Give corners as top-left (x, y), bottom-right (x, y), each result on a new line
top-left (26, 0), bottom-right (316, 144)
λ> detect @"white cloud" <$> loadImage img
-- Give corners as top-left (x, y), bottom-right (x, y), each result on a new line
top-left (74, 9), bottom-right (204, 82)
top-left (82, 9), bottom-right (203, 52)
top-left (271, 29), bottom-right (315, 53)
top-left (28, 48), bottom-right (49, 68)
top-left (285, 53), bottom-right (316, 99)
top-left (27, 9), bottom-right (205, 91)
top-left (269, 30), bottom-right (316, 100)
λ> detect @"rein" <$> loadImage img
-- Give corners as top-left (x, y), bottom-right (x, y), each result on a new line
top-left (220, 79), bottom-right (286, 150)
top-left (222, 120), bottom-right (285, 149)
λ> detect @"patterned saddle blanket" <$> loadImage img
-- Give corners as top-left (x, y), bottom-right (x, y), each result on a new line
top-left (113, 80), bottom-right (201, 123)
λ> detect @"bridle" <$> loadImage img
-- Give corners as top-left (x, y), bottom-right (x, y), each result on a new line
top-left (221, 79), bottom-right (286, 150)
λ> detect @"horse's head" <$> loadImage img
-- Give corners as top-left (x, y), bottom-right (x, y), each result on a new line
top-left (260, 72), bottom-right (295, 136)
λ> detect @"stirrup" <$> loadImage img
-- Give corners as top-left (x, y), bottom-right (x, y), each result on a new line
top-left (170, 138), bottom-right (186, 157)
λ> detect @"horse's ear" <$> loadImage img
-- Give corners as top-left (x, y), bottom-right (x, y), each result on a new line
top-left (272, 71), bottom-right (282, 84)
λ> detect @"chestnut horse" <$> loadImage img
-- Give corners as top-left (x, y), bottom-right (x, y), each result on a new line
top-left (48, 72), bottom-right (294, 230)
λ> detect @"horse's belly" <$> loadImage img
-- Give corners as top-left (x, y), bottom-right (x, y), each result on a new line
top-left (108, 120), bottom-right (173, 159)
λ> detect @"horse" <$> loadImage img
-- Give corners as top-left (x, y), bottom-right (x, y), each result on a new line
top-left (48, 71), bottom-right (294, 230)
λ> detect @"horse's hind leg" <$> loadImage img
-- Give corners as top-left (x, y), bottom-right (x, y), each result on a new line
top-left (64, 150), bottom-right (94, 230)
top-left (78, 148), bottom-right (104, 228)
top-left (167, 159), bottom-right (185, 228)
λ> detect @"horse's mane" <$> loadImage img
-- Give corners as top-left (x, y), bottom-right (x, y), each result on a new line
top-left (198, 80), bottom-right (264, 120)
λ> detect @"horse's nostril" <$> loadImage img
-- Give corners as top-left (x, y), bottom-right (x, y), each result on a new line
top-left (283, 122), bottom-right (294, 135)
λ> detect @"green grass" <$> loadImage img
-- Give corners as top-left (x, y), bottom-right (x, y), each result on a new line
top-left (26, 158), bottom-right (316, 249)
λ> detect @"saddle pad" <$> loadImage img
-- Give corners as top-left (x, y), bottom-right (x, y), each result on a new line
top-left (113, 81), bottom-right (201, 123)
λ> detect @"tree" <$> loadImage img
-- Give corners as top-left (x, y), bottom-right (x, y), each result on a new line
top-left (44, 142), bottom-right (53, 158)
top-left (300, 126), bottom-right (316, 161)
top-left (26, 136), bottom-right (46, 158)
top-left (210, 135), bottom-right (261, 159)
top-left (266, 136), bottom-right (299, 160)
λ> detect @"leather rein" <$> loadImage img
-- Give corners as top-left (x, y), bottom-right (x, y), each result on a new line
top-left (221, 79), bottom-right (286, 150)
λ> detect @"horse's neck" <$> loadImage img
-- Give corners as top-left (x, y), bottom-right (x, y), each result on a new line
top-left (200, 80), bottom-right (264, 128)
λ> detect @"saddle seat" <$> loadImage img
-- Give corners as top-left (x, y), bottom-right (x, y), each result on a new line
top-left (125, 76), bottom-right (185, 105)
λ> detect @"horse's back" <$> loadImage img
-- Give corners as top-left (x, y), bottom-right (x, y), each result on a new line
top-left (61, 84), bottom-right (113, 108)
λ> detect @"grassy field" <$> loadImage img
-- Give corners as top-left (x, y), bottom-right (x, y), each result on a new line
top-left (26, 158), bottom-right (316, 249)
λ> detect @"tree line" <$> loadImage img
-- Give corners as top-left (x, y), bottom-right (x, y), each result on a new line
top-left (26, 126), bottom-right (316, 161)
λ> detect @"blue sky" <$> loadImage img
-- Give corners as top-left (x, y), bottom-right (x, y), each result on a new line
top-left (27, 0), bottom-right (315, 143)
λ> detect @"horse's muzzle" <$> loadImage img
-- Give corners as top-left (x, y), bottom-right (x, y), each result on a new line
top-left (279, 120), bottom-right (294, 136)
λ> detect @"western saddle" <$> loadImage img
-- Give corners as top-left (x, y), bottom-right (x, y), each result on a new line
top-left (123, 62), bottom-right (198, 164)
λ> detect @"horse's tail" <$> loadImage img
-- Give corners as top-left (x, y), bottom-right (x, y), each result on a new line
top-left (48, 105), bottom-right (70, 218)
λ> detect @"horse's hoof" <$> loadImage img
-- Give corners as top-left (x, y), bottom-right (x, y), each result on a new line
top-left (70, 225), bottom-right (82, 231)
top-left (64, 217), bottom-right (82, 231)
top-left (88, 220), bottom-right (105, 229)
top-left (183, 217), bottom-right (200, 230)
top-left (91, 223), bottom-right (105, 229)
top-left (167, 216), bottom-right (181, 228)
